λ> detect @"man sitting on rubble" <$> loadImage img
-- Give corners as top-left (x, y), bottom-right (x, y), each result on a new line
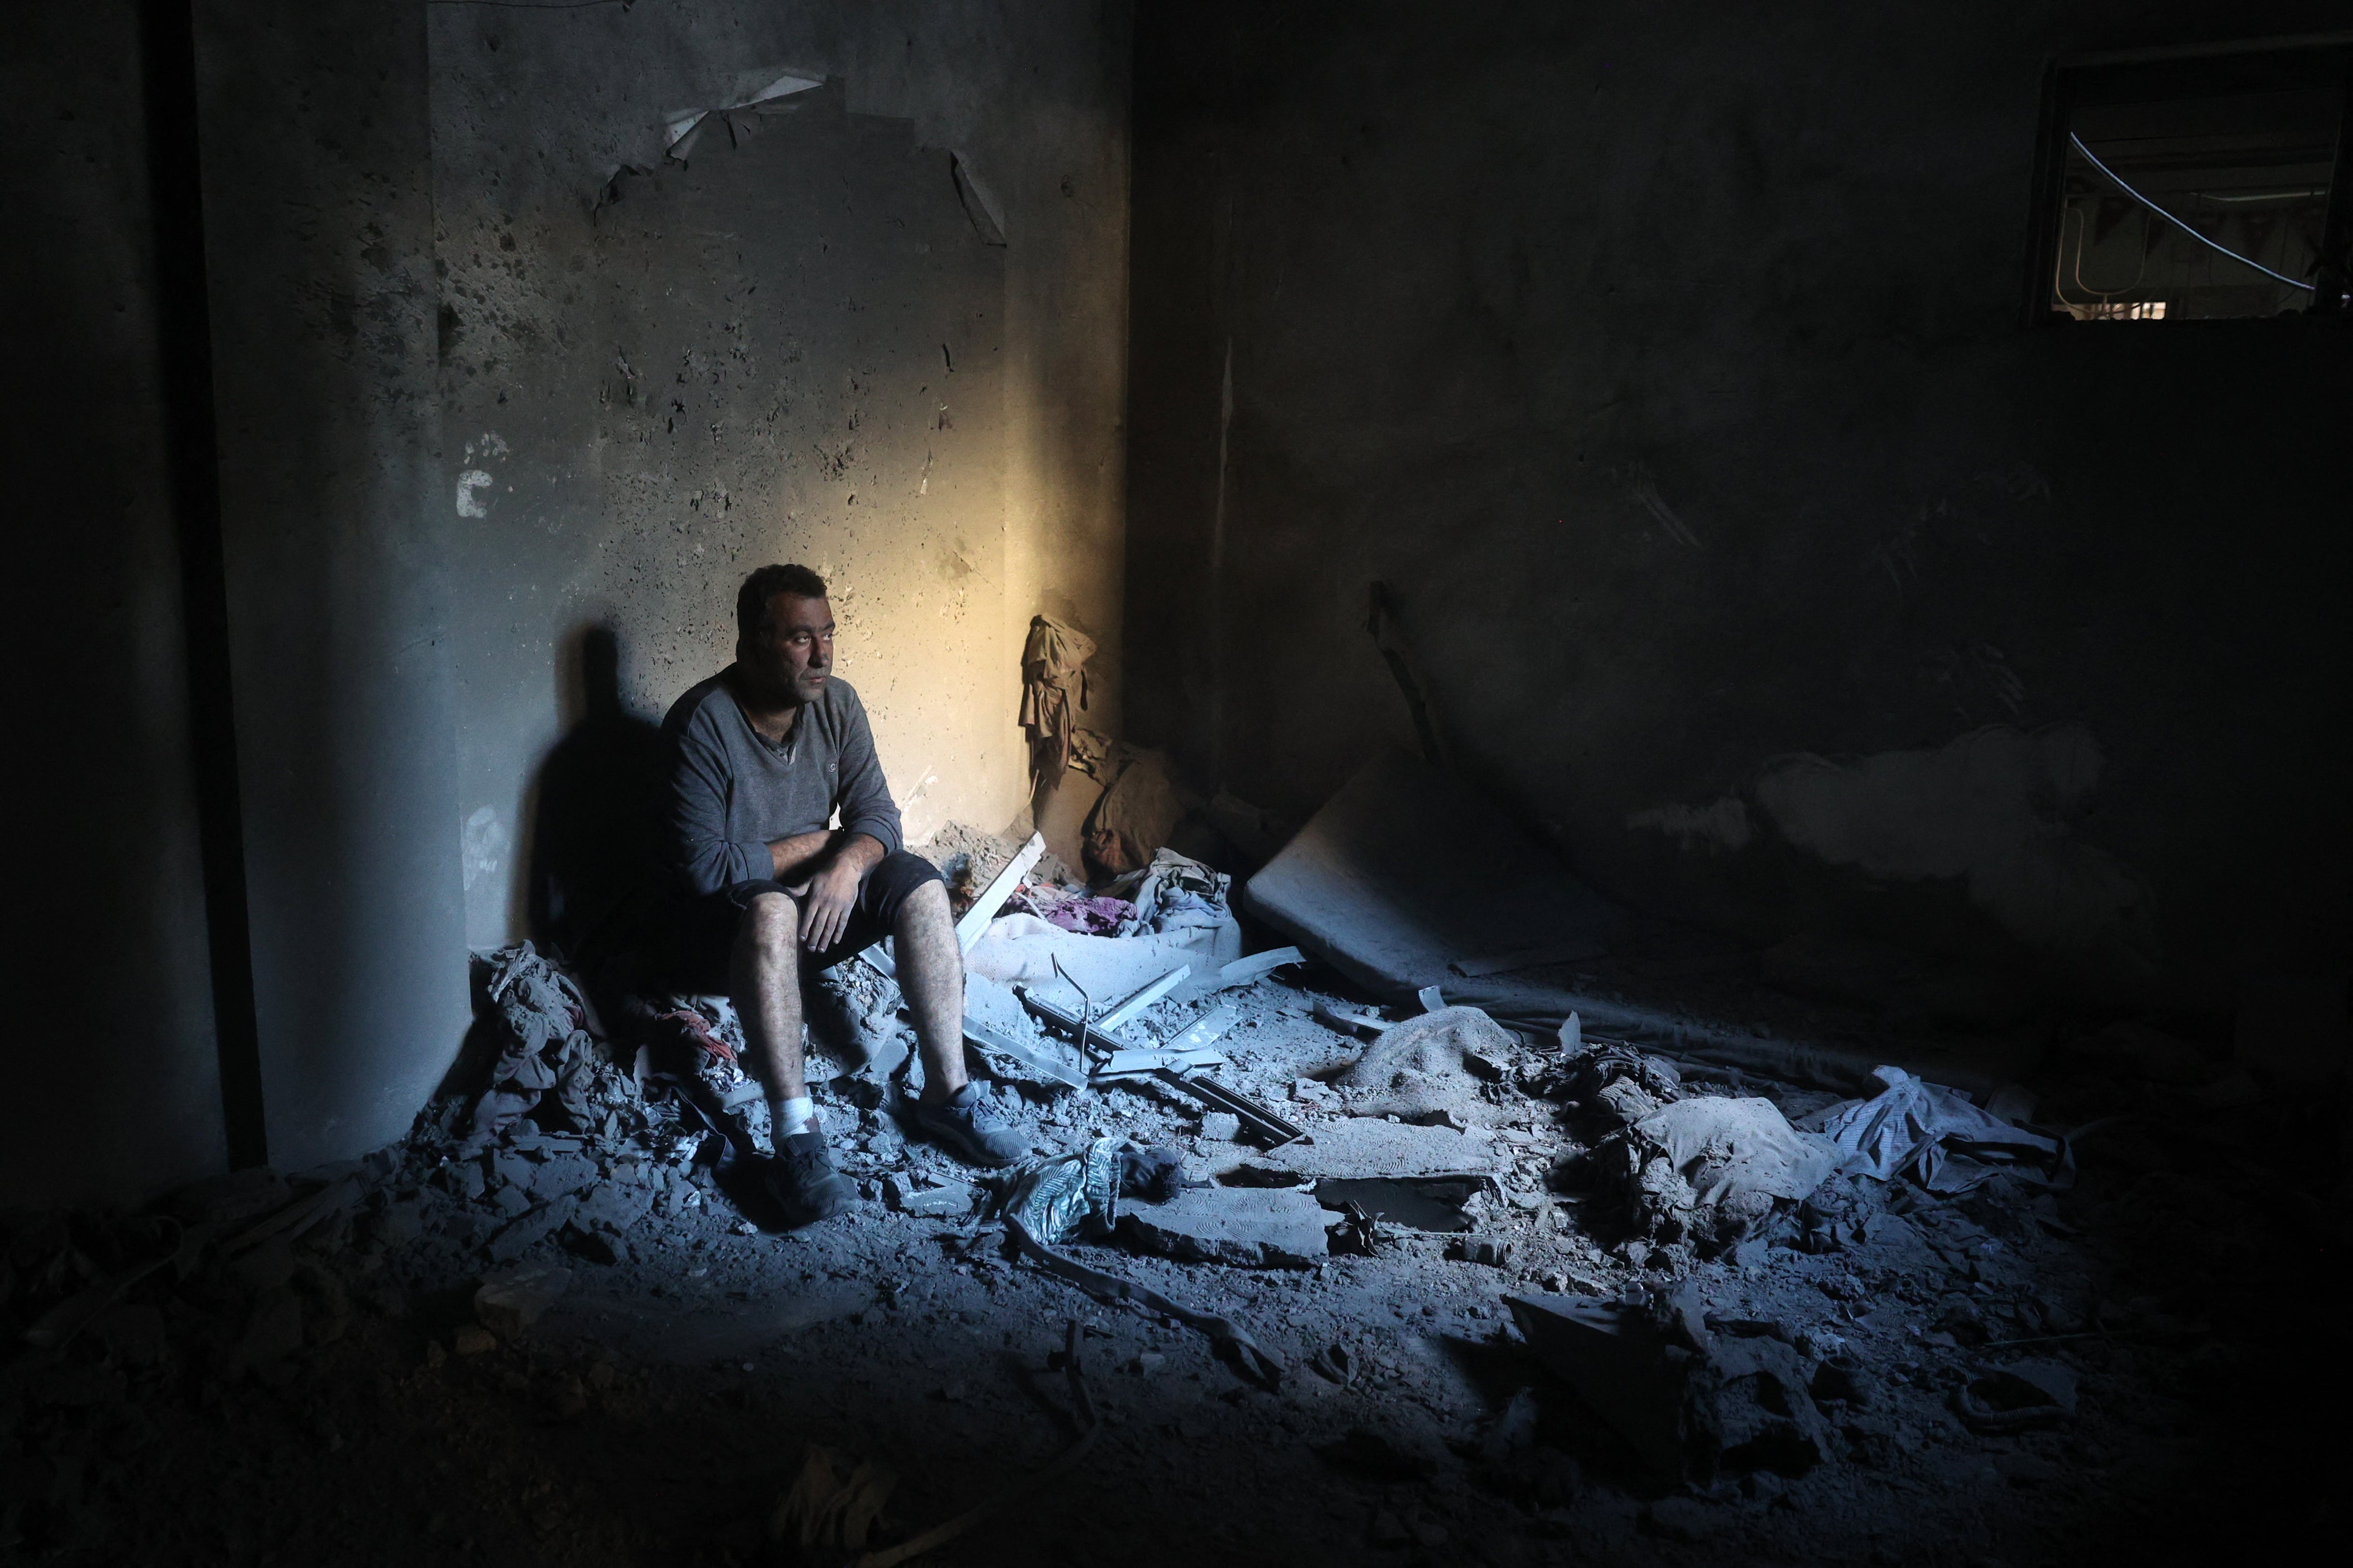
top-left (661, 563), bottom-right (1025, 1225)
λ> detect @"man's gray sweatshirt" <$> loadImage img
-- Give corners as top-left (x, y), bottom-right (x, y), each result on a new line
top-left (662, 670), bottom-right (903, 899)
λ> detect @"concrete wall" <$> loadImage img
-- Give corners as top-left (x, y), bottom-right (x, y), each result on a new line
top-left (1128, 2), bottom-right (2353, 1015)
top-left (428, 1), bottom-right (1134, 950)
top-left (1, 5), bottom-right (227, 1206)
top-left (0, 2), bottom-right (1131, 1201)
top-left (196, 0), bottom-right (472, 1172)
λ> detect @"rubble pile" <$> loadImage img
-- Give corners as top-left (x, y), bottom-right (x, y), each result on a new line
top-left (0, 816), bottom-right (2333, 1563)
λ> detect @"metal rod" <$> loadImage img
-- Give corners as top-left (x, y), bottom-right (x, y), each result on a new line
top-left (2068, 131), bottom-right (2315, 291)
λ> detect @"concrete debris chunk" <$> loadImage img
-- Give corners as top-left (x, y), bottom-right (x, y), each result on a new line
top-left (1508, 1286), bottom-right (1832, 1484)
top-left (1253, 1118), bottom-right (1506, 1181)
top-left (883, 1174), bottom-right (977, 1217)
top-left (1338, 1005), bottom-right (1519, 1126)
top-left (1314, 1176), bottom-right (1478, 1233)
top-left (569, 1231), bottom-right (628, 1266)
top-left (530, 1151), bottom-right (600, 1198)
top-left (574, 1183), bottom-right (655, 1234)
top-left (475, 1263), bottom-right (572, 1337)
top-left (486, 1195), bottom-right (582, 1263)
top-left (1446, 1235), bottom-right (1511, 1266)
top-left (1116, 1186), bottom-right (1332, 1268)
top-left (1198, 1112), bottom-right (1242, 1142)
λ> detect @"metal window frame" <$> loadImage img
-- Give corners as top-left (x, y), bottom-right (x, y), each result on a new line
top-left (2022, 33), bottom-right (2353, 326)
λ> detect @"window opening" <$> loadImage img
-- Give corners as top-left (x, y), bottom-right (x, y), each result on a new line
top-left (2032, 40), bottom-right (2353, 320)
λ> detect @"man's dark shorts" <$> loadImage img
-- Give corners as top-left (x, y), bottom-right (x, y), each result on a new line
top-left (659, 850), bottom-right (943, 993)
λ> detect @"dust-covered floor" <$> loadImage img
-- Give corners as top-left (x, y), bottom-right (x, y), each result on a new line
top-left (4, 918), bottom-right (2340, 1566)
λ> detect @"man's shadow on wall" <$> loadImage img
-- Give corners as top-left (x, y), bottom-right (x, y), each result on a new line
top-left (528, 624), bottom-right (667, 970)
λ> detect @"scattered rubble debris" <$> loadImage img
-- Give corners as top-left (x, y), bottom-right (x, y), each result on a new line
top-left (475, 1263), bottom-right (571, 1337)
top-left (0, 810), bottom-right (2323, 1563)
top-left (1509, 1285), bottom-right (1833, 1483)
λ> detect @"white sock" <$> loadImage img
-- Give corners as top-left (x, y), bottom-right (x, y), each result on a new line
top-left (769, 1094), bottom-right (815, 1139)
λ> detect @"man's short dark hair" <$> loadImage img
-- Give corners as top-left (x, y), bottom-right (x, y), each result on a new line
top-left (736, 564), bottom-right (829, 642)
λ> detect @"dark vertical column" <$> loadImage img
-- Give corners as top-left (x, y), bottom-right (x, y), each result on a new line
top-left (139, 0), bottom-right (266, 1169)
top-left (195, 0), bottom-right (469, 1170)
top-left (3, 2), bottom-right (231, 1204)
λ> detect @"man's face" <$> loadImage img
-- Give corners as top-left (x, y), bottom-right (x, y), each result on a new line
top-left (743, 593), bottom-right (834, 705)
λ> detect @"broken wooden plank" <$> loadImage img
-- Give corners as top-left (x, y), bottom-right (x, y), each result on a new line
top-left (963, 1016), bottom-right (1088, 1089)
top-left (1097, 965), bottom-right (1190, 1031)
top-left (955, 831), bottom-right (1047, 952)
top-left (1165, 1004), bottom-right (1239, 1054)
top-left (1217, 946), bottom-right (1304, 988)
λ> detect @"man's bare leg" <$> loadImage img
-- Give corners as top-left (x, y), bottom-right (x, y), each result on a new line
top-left (896, 877), bottom-right (1027, 1165)
top-left (730, 892), bottom-right (808, 1123)
top-left (891, 879), bottom-right (968, 1105)
top-left (730, 891), bottom-right (853, 1221)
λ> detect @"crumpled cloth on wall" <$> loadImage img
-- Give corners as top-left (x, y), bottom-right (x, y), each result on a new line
top-left (1812, 1065), bottom-right (2071, 1192)
top-left (1019, 615), bottom-right (1096, 786)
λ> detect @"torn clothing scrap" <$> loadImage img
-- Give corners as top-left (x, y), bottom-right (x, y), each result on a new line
top-left (1019, 615), bottom-right (1096, 785)
top-left (462, 942), bottom-right (597, 1153)
top-left (1810, 1064), bottom-right (2072, 1193)
top-left (1614, 1096), bottom-right (1838, 1249)
top-left (1039, 893), bottom-right (1137, 937)
top-left (1125, 847), bottom-right (1234, 943)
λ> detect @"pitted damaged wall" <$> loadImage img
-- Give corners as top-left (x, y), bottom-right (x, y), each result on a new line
top-left (195, 0), bottom-right (471, 1170)
top-left (427, 2), bottom-right (1132, 950)
top-left (1128, 2), bottom-right (2352, 1009)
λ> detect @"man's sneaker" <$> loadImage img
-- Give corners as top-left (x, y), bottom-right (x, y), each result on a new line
top-left (910, 1083), bottom-right (1028, 1168)
top-left (764, 1129), bottom-right (855, 1226)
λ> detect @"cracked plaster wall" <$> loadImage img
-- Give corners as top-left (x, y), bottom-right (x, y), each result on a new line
top-left (429, 1), bottom-right (1134, 949)
top-left (1128, 1), bottom-right (2352, 1011)
top-left (2, 0), bottom-right (1132, 1201)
